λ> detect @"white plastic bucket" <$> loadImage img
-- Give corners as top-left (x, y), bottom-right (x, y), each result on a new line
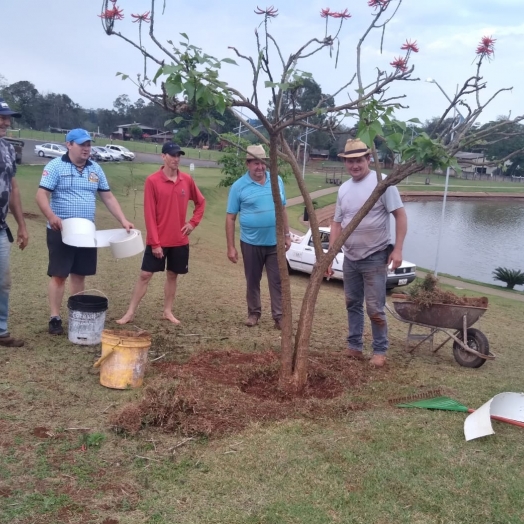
top-left (109, 229), bottom-right (144, 259)
top-left (67, 291), bottom-right (108, 345)
top-left (61, 218), bottom-right (96, 247)
top-left (94, 229), bottom-right (125, 248)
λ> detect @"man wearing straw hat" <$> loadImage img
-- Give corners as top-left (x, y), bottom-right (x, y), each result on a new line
top-left (36, 128), bottom-right (134, 335)
top-left (0, 98), bottom-right (29, 347)
top-left (328, 138), bottom-right (407, 368)
top-left (226, 144), bottom-right (291, 330)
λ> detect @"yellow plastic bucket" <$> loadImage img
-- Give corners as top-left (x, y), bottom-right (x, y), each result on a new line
top-left (93, 329), bottom-right (151, 389)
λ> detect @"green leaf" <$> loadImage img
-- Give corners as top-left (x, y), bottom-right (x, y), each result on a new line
top-left (189, 122), bottom-right (200, 136)
top-left (358, 129), bottom-right (372, 147)
top-left (221, 58), bottom-right (238, 65)
top-left (407, 117), bottom-right (422, 124)
top-left (265, 81), bottom-right (278, 88)
top-left (165, 81), bottom-right (183, 98)
top-left (152, 66), bottom-right (164, 83)
top-left (180, 32), bottom-right (189, 40)
top-left (369, 121), bottom-right (383, 137)
top-left (173, 117), bottom-right (184, 124)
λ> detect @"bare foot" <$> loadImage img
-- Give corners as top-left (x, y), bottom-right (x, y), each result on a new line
top-left (116, 312), bottom-right (135, 325)
top-left (163, 311), bottom-right (181, 325)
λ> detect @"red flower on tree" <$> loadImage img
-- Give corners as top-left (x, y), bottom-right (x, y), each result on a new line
top-left (368, 0), bottom-right (390, 9)
top-left (254, 6), bottom-right (279, 17)
top-left (99, 6), bottom-right (124, 20)
top-left (401, 39), bottom-right (419, 53)
top-left (331, 9), bottom-right (351, 19)
top-left (390, 56), bottom-right (408, 72)
top-left (131, 11), bottom-right (151, 23)
top-left (476, 35), bottom-right (496, 58)
top-left (321, 7), bottom-right (351, 19)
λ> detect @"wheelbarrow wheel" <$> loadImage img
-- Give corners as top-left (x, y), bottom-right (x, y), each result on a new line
top-left (452, 328), bottom-right (489, 368)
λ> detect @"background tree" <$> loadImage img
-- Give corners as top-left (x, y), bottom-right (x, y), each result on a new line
top-left (101, 1), bottom-right (524, 393)
top-left (492, 267), bottom-right (524, 289)
top-left (2, 80), bottom-right (39, 127)
top-left (129, 125), bottom-right (143, 140)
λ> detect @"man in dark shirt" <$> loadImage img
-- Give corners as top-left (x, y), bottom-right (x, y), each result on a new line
top-left (0, 98), bottom-right (29, 347)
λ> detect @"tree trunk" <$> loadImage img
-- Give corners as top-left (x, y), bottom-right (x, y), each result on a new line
top-left (267, 134), bottom-right (295, 380)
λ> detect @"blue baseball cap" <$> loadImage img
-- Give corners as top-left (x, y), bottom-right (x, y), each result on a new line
top-left (0, 98), bottom-right (21, 118)
top-left (66, 128), bottom-right (92, 144)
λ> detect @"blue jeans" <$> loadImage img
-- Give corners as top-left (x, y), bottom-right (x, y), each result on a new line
top-left (0, 230), bottom-right (11, 337)
top-left (342, 249), bottom-right (388, 355)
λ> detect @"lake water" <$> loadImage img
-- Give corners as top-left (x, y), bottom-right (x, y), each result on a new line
top-left (397, 200), bottom-right (524, 287)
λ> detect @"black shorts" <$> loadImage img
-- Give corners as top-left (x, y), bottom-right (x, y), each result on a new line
top-left (47, 228), bottom-right (97, 278)
top-left (141, 245), bottom-right (189, 274)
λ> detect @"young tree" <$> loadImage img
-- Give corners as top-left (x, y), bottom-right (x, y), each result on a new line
top-left (100, 1), bottom-right (524, 392)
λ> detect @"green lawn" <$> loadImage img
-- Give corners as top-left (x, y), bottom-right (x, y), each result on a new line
top-left (1, 164), bottom-right (524, 523)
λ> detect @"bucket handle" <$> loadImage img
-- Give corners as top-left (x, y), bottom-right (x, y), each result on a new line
top-left (93, 339), bottom-right (122, 368)
top-left (72, 288), bottom-right (109, 300)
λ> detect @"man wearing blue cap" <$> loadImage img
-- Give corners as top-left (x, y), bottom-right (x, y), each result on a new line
top-left (0, 98), bottom-right (29, 347)
top-left (36, 128), bottom-right (133, 335)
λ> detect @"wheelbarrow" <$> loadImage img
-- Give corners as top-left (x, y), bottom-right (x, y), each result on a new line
top-left (386, 297), bottom-right (495, 368)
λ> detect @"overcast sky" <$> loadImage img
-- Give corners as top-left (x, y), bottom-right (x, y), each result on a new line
top-left (3, 0), bottom-right (524, 125)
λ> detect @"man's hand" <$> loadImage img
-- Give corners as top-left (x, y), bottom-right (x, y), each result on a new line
top-left (152, 246), bottom-right (164, 259)
top-left (49, 214), bottom-right (62, 231)
top-left (285, 237), bottom-right (291, 251)
top-left (227, 246), bottom-right (238, 264)
top-left (17, 227), bottom-right (28, 250)
top-left (388, 246), bottom-right (403, 270)
top-left (181, 222), bottom-right (194, 236)
top-left (121, 219), bottom-right (134, 232)
top-left (326, 263), bottom-right (335, 279)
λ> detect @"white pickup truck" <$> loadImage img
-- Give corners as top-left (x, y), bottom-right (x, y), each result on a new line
top-left (286, 227), bottom-right (417, 290)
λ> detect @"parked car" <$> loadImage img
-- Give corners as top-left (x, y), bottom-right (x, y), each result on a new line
top-left (96, 146), bottom-right (123, 161)
top-left (91, 146), bottom-right (112, 162)
top-left (34, 143), bottom-right (67, 159)
top-left (105, 144), bottom-right (135, 161)
top-left (286, 227), bottom-right (417, 290)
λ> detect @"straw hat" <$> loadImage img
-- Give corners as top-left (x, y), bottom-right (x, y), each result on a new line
top-left (337, 139), bottom-right (371, 159)
top-left (246, 144), bottom-right (269, 160)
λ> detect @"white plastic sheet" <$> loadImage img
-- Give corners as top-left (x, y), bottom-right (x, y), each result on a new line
top-left (464, 392), bottom-right (524, 441)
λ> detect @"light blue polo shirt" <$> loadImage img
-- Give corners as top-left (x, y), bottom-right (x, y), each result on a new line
top-left (226, 171), bottom-right (286, 246)
top-left (39, 154), bottom-right (110, 227)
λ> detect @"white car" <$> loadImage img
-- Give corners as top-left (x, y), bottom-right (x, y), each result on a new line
top-left (105, 144), bottom-right (135, 161)
top-left (96, 146), bottom-right (123, 161)
top-left (34, 143), bottom-right (67, 158)
top-left (286, 227), bottom-right (417, 290)
top-left (91, 146), bottom-right (112, 162)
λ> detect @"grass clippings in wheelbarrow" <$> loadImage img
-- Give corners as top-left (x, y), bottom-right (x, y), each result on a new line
top-left (404, 274), bottom-right (488, 310)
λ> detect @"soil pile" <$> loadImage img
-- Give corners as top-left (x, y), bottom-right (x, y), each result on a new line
top-left (110, 350), bottom-right (372, 437)
top-left (404, 274), bottom-right (488, 310)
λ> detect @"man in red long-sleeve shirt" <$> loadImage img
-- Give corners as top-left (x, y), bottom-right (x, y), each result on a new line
top-left (117, 143), bottom-right (205, 324)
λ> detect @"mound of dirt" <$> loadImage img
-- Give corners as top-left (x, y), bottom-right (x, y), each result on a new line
top-left (110, 350), bottom-right (372, 437)
top-left (404, 274), bottom-right (488, 309)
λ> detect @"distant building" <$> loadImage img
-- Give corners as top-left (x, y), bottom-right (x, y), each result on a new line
top-left (111, 122), bottom-right (163, 141)
top-left (452, 152), bottom-right (495, 176)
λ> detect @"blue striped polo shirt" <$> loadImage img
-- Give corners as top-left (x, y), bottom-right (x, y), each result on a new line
top-left (39, 154), bottom-right (110, 227)
top-left (226, 171), bottom-right (286, 246)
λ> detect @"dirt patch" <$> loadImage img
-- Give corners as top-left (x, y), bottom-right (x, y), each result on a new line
top-left (0, 487), bottom-right (12, 498)
top-left (102, 519), bottom-right (119, 524)
top-left (32, 426), bottom-right (52, 438)
top-left (110, 349), bottom-right (372, 437)
top-left (22, 212), bottom-right (41, 220)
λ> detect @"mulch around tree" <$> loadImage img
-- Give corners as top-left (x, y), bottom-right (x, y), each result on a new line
top-left (110, 349), bottom-right (377, 437)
